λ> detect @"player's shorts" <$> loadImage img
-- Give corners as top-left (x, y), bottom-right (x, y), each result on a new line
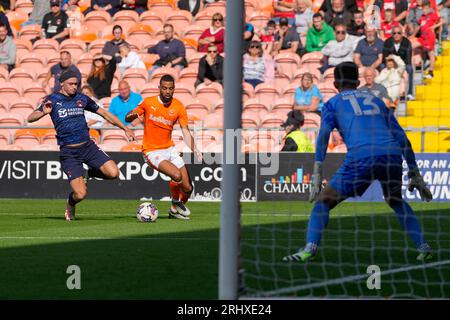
top-left (329, 155), bottom-right (403, 199)
top-left (143, 146), bottom-right (185, 170)
top-left (60, 140), bottom-right (111, 181)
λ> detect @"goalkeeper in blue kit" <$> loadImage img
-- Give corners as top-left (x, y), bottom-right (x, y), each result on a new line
top-left (283, 62), bottom-right (433, 263)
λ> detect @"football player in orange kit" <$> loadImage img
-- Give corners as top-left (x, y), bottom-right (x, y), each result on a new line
top-left (125, 74), bottom-right (203, 219)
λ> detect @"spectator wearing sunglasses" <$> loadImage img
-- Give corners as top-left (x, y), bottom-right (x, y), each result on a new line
top-left (196, 43), bottom-right (224, 87)
top-left (382, 26), bottom-right (414, 100)
top-left (320, 24), bottom-right (353, 73)
top-left (198, 13), bottom-right (225, 53)
top-left (243, 41), bottom-right (275, 88)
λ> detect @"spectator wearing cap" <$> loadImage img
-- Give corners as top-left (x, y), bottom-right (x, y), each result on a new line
top-left (320, 24), bottom-right (354, 73)
top-left (117, 42), bottom-right (146, 76)
top-left (21, 0), bottom-right (51, 27)
top-left (354, 26), bottom-right (384, 70)
top-left (272, 0), bottom-right (296, 26)
top-left (0, 22), bottom-right (15, 72)
top-left (178, 0), bottom-right (203, 16)
top-left (120, 0), bottom-right (148, 15)
top-left (274, 17), bottom-right (304, 56)
top-left (324, 0), bottom-right (353, 28)
top-left (102, 25), bottom-right (128, 64)
top-left (382, 25), bottom-right (414, 100)
top-left (83, 0), bottom-right (121, 16)
top-left (147, 23), bottom-right (187, 77)
top-left (42, 50), bottom-right (81, 93)
top-left (109, 80), bottom-right (143, 126)
top-left (196, 43), bottom-right (224, 87)
top-left (243, 41), bottom-right (275, 88)
top-left (87, 53), bottom-right (116, 99)
top-left (280, 110), bottom-right (314, 152)
top-left (40, 0), bottom-right (70, 43)
top-left (198, 13), bottom-right (225, 53)
top-left (293, 72), bottom-right (324, 115)
top-left (305, 13), bottom-right (335, 53)
top-left (294, 0), bottom-right (313, 37)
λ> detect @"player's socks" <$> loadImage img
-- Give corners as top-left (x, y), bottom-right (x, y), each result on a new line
top-left (390, 200), bottom-right (425, 248)
top-left (180, 189), bottom-right (191, 204)
top-left (169, 181), bottom-right (181, 201)
top-left (306, 201), bottom-right (330, 245)
top-left (65, 192), bottom-right (79, 221)
top-left (87, 167), bottom-right (109, 180)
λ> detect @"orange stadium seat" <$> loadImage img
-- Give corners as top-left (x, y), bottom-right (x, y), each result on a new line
top-left (8, 97), bottom-right (36, 118)
top-left (242, 110), bottom-right (260, 128)
top-left (88, 39), bottom-right (107, 55)
top-left (139, 11), bottom-right (164, 31)
top-left (14, 39), bottom-right (32, 58)
top-left (174, 83), bottom-right (196, 102)
top-left (138, 53), bottom-right (157, 70)
top-left (76, 52), bottom-right (94, 69)
top-left (18, 52), bottom-right (47, 69)
top-left (187, 108), bottom-right (209, 122)
top-left (32, 38), bottom-right (60, 56)
top-left (0, 113), bottom-right (25, 133)
top-left (46, 52), bottom-right (61, 66)
top-left (211, 98), bottom-right (223, 112)
top-left (259, 112), bottom-right (286, 128)
top-left (274, 52), bottom-right (301, 77)
top-left (195, 82), bottom-right (223, 105)
top-left (13, 128), bottom-right (41, 148)
top-left (185, 97), bottom-right (211, 114)
top-left (121, 142), bottom-right (142, 152)
top-left (149, 1), bottom-right (175, 19)
top-left (31, 144), bottom-right (59, 151)
top-left (151, 67), bottom-right (179, 83)
top-left (59, 39), bottom-right (87, 60)
top-left (254, 83), bottom-right (280, 108)
top-left (186, 51), bottom-right (204, 70)
top-left (0, 67), bottom-right (8, 82)
top-left (140, 82), bottom-right (160, 98)
top-left (8, 67), bottom-right (35, 86)
top-left (323, 67), bottom-right (336, 84)
top-left (99, 97), bottom-right (112, 110)
top-left (127, 24), bottom-right (154, 45)
top-left (202, 111), bottom-right (223, 128)
top-left (243, 98), bottom-right (269, 112)
top-left (126, 38), bottom-right (143, 51)
top-left (242, 81), bottom-right (255, 100)
top-left (0, 82), bottom-right (22, 104)
top-left (122, 68), bottom-right (150, 88)
top-left (22, 83), bottom-right (48, 104)
top-left (112, 10), bottom-right (140, 25)
top-left (84, 10), bottom-right (111, 33)
top-left (15, 0), bottom-right (34, 15)
top-left (274, 73), bottom-right (291, 92)
top-left (19, 25), bottom-right (42, 42)
top-left (193, 11), bottom-right (215, 28)
top-left (0, 100), bottom-right (8, 114)
top-left (272, 97), bottom-right (294, 112)
top-left (318, 83), bottom-right (338, 102)
top-left (165, 10), bottom-right (193, 32)
top-left (304, 112), bottom-right (321, 127)
top-left (41, 128), bottom-right (57, 145)
top-left (0, 130), bottom-right (10, 146)
top-left (178, 67), bottom-right (198, 87)
top-left (248, 11), bottom-right (271, 29)
top-left (26, 114), bottom-right (52, 127)
top-left (6, 10), bottom-right (29, 31)
top-left (182, 38), bottom-right (199, 58)
top-left (293, 67), bottom-right (321, 84)
top-left (182, 24), bottom-right (205, 41)
top-left (71, 25), bottom-right (98, 43)
top-left (301, 51), bottom-right (324, 70)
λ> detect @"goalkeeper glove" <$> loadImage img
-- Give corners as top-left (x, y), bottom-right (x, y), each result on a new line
top-left (408, 168), bottom-right (432, 202)
top-left (309, 162), bottom-right (323, 203)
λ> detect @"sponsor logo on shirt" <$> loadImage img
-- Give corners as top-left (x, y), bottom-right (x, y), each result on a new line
top-left (149, 114), bottom-right (174, 126)
top-left (76, 100), bottom-right (84, 108)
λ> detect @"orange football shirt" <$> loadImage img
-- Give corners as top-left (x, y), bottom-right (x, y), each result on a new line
top-left (133, 96), bottom-right (188, 153)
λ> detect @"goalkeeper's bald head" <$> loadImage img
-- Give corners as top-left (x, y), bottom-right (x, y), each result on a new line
top-left (333, 62), bottom-right (360, 92)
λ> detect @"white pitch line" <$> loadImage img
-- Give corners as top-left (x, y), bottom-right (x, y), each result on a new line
top-left (251, 259), bottom-right (450, 297)
top-left (0, 236), bottom-right (218, 241)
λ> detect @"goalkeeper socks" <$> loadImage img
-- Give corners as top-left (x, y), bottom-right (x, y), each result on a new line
top-left (68, 192), bottom-right (80, 206)
top-left (391, 201), bottom-right (425, 247)
top-left (306, 201), bottom-right (330, 246)
top-left (88, 168), bottom-right (109, 180)
top-left (169, 181), bottom-right (180, 201)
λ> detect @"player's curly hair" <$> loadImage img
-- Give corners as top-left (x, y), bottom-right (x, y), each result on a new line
top-left (160, 74), bottom-right (175, 84)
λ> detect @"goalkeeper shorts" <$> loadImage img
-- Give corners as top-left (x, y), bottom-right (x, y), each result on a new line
top-left (143, 146), bottom-right (185, 170)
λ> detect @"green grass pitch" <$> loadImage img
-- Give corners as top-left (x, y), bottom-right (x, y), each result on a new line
top-left (0, 199), bottom-right (449, 299)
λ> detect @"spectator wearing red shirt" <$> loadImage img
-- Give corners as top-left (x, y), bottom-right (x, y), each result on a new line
top-left (272, 0), bottom-right (296, 26)
top-left (259, 20), bottom-right (277, 56)
top-left (198, 13), bottom-right (225, 53)
top-left (374, 0), bottom-right (409, 24)
top-left (418, 0), bottom-right (444, 79)
top-left (381, 8), bottom-right (401, 39)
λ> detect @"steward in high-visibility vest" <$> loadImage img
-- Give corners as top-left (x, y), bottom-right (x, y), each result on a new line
top-left (281, 110), bottom-right (314, 152)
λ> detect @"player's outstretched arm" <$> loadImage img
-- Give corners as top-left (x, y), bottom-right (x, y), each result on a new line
top-left (97, 108), bottom-right (136, 142)
top-left (27, 100), bottom-right (52, 123)
top-left (125, 110), bottom-right (139, 123)
top-left (181, 126), bottom-right (203, 161)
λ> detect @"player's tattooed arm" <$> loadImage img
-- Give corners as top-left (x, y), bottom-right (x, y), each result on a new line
top-left (27, 99), bottom-right (52, 123)
top-left (181, 126), bottom-right (203, 161)
top-left (97, 108), bottom-right (136, 141)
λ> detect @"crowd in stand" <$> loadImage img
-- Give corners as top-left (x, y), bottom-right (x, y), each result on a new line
top-left (0, 0), bottom-right (449, 151)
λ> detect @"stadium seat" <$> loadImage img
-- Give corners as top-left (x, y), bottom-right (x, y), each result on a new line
top-left (13, 128), bottom-right (41, 149)
top-left (31, 144), bottom-right (59, 151)
top-left (101, 129), bottom-right (129, 145)
top-left (112, 10), bottom-right (139, 24)
top-left (59, 39), bottom-right (87, 61)
top-left (71, 25), bottom-right (98, 43)
top-left (202, 0), bottom-right (226, 15)
top-left (192, 11), bottom-right (214, 28)
top-left (174, 83), bottom-right (196, 102)
top-left (127, 24), bottom-right (154, 45)
top-left (41, 128), bottom-right (57, 145)
top-left (187, 108), bottom-right (209, 122)
top-left (272, 97), bottom-right (294, 112)
top-left (301, 51), bottom-right (324, 70)
top-left (120, 142), bottom-right (142, 152)
top-left (76, 52), bottom-right (94, 70)
top-left (274, 52), bottom-right (301, 78)
top-left (248, 11), bottom-right (271, 29)
top-left (140, 82), bottom-right (160, 98)
top-left (122, 68), bottom-right (150, 88)
top-left (259, 112), bottom-right (286, 128)
top-left (317, 83), bottom-right (338, 102)
top-left (14, 39), bottom-right (32, 58)
top-left (212, 98), bottom-right (224, 112)
top-left (166, 10), bottom-right (193, 32)
top-left (182, 24), bottom-right (205, 41)
top-left (139, 11), bottom-right (164, 31)
top-left (202, 111), bottom-right (223, 128)
top-left (293, 67), bottom-right (321, 84)
top-left (149, 0), bottom-right (175, 19)
top-left (0, 82), bottom-right (22, 105)
top-left (46, 52), bottom-right (61, 66)
top-left (243, 98), bottom-right (269, 112)
top-left (0, 144), bottom-right (23, 150)
top-left (88, 39), bottom-right (107, 55)
top-left (84, 10), bottom-right (111, 33)
top-left (185, 97), bottom-right (211, 114)
top-left (323, 67), bottom-right (336, 84)
top-left (274, 73), bottom-right (291, 92)
top-left (254, 83), bottom-right (280, 108)
top-left (0, 100), bottom-right (7, 114)
top-left (242, 110), bottom-right (260, 128)
top-left (0, 113), bottom-right (25, 135)
top-left (178, 67), bottom-right (199, 87)
top-left (8, 68), bottom-right (35, 86)
top-left (151, 67), bottom-right (179, 83)
top-left (182, 38), bottom-right (199, 58)
top-left (0, 129), bottom-right (10, 147)
top-left (6, 10), bottom-right (29, 31)
top-left (32, 38), bottom-right (60, 56)
top-left (195, 82), bottom-right (223, 105)
top-left (18, 25), bottom-right (42, 42)
top-left (8, 97), bottom-right (36, 118)
top-left (22, 83), bottom-right (48, 104)
top-left (18, 52), bottom-right (47, 70)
